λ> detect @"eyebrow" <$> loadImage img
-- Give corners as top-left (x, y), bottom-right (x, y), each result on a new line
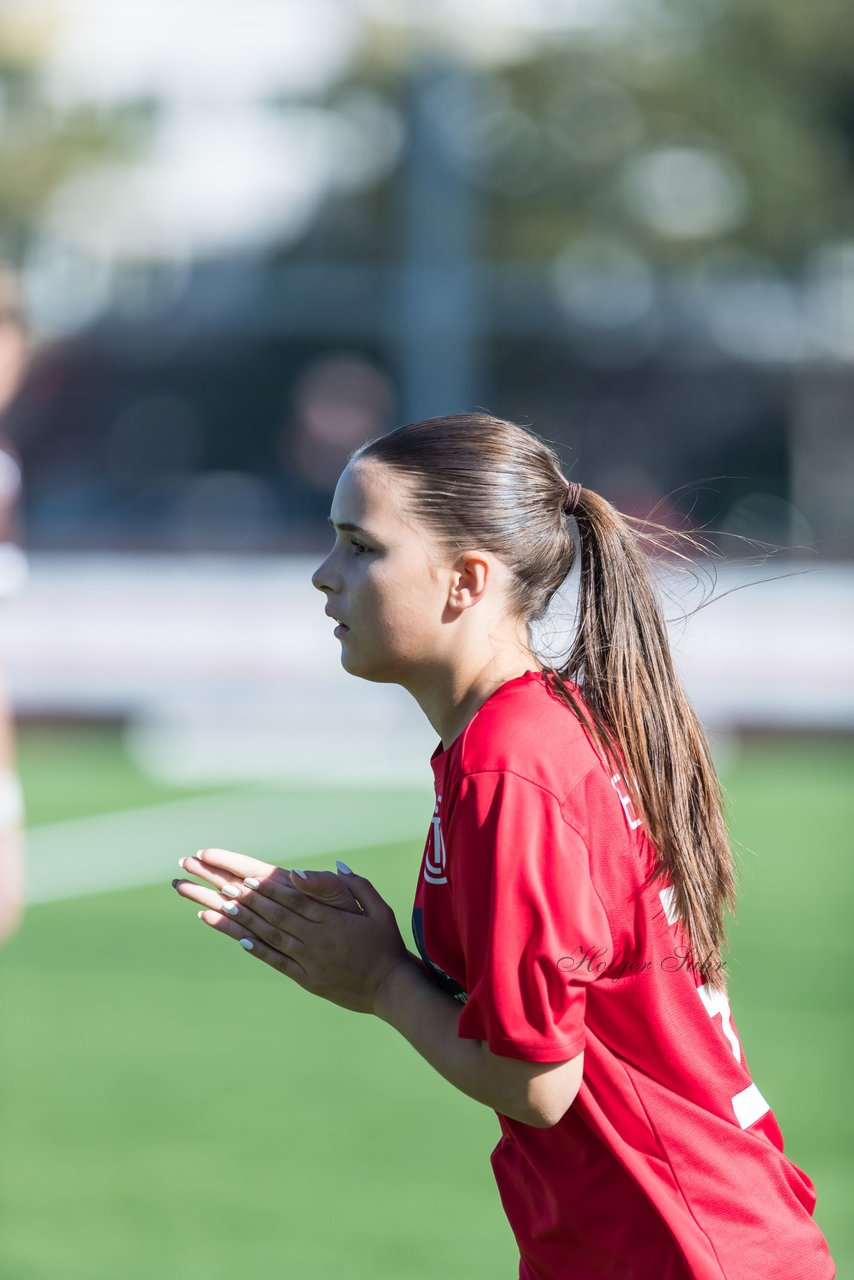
top-left (327, 516), bottom-right (373, 537)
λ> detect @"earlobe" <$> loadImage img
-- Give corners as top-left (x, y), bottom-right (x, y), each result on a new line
top-left (446, 573), bottom-right (471, 615)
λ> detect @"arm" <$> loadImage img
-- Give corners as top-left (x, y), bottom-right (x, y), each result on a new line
top-left (373, 952), bottom-right (583, 1129)
top-left (0, 675), bottom-right (24, 942)
top-left (174, 853), bottom-right (582, 1127)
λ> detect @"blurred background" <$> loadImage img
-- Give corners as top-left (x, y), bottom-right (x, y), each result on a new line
top-left (0, 1), bottom-right (851, 1276)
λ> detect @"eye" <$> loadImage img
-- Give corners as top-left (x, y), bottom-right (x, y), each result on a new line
top-left (349, 539), bottom-right (370, 556)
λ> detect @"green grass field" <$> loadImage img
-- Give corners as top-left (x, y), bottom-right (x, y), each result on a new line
top-left (1, 726), bottom-right (850, 1278)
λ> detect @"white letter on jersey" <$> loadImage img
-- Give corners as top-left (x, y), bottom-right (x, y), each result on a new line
top-left (611, 772), bottom-right (643, 830)
top-left (731, 1082), bottom-right (771, 1130)
top-left (696, 983), bottom-right (741, 1062)
top-left (425, 795), bottom-right (448, 884)
top-left (659, 886), bottom-right (679, 926)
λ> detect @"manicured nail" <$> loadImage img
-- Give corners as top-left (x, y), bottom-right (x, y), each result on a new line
top-left (243, 877), bottom-right (260, 889)
top-left (335, 860), bottom-right (353, 875)
top-left (221, 902), bottom-right (239, 916)
top-left (291, 869), bottom-right (308, 880)
top-left (239, 938), bottom-right (254, 951)
top-left (196, 850), bottom-right (206, 861)
top-left (197, 910), bottom-right (205, 920)
top-left (220, 883), bottom-right (241, 898)
top-left (171, 878), bottom-right (180, 889)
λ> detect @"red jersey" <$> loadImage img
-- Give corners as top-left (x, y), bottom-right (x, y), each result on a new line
top-left (411, 669), bottom-right (834, 1280)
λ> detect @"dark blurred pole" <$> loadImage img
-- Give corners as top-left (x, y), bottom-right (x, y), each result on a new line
top-left (397, 57), bottom-right (480, 423)
top-left (790, 368), bottom-right (854, 559)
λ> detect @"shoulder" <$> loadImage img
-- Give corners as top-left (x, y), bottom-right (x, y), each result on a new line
top-left (453, 670), bottom-right (604, 803)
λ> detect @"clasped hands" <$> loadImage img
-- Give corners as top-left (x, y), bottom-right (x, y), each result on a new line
top-left (172, 848), bottom-right (409, 1015)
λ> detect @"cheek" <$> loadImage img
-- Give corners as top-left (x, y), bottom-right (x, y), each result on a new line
top-left (356, 561), bottom-right (437, 637)
top-left (390, 588), bottom-right (438, 645)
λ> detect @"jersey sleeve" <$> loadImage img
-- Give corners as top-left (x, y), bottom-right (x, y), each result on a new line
top-left (448, 769), bottom-right (613, 1062)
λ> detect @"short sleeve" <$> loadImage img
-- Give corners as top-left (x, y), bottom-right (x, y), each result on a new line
top-left (448, 770), bottom-right (613, 1063)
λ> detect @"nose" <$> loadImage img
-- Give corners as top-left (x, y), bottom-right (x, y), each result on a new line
top-left (311, 548), bottom-right (336, 594)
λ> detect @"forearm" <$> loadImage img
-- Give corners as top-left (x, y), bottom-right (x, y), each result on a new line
top-left (0, 828), bottom-right (24, 941)
top-left (0, 734), bottom-right (24, 942)
top-left (372, 953), bottom-right (546, 1126)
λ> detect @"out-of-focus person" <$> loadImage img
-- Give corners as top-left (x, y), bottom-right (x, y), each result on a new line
top-left (0, 666), bottom-right (24, 942)
top-left (0, 261), bottom-right (28, 941)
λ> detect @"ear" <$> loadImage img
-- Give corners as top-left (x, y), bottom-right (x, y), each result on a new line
top-left (448, 550), bottom-right (491, 613)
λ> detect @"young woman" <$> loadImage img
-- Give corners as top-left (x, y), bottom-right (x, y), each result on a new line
top-left (174, 413), bottom-right (835, 1279)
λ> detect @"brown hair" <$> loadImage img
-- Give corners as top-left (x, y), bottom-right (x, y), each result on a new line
top-left (353, 411), bottom-right (735, 988)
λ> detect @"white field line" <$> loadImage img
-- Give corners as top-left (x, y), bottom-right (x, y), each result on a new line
top-left (24, 784), bottom-right (431, 905)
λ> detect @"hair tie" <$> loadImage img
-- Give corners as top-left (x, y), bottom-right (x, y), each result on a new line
top-left (563, 480), bottom-right (583, 516)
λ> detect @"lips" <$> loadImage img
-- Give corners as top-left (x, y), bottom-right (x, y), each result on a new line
top-left (325, 608), bottom-right (349, 635)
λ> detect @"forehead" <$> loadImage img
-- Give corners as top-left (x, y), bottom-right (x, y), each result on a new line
top-left (330, 461), bottom-right (418, 536)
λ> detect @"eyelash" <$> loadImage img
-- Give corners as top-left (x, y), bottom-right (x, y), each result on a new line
top-left (349, 539), bottom-right (370, 556)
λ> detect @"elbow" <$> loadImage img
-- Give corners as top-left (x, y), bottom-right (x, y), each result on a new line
top-left (521, 1098), bottom-right (574, 1130)
top-left (482, 1046), bottom-right (584, 1129)
top-left (503, 1084), bottom-right (579, 1130)
top-left (517, 1056), bottom-right (584, 1129)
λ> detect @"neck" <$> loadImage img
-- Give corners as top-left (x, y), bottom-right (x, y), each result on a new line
top-left (407, 651), bottom-right (541, 751)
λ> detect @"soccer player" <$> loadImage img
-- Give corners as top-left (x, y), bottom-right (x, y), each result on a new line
top-left (174, 413), bottom-right (835, 1279)
top-left (0, 676), bottom-right (23, 943)
top-left (0, 441), bottom-right (24, 944)
top-left (0, 264), bottom-right (26, 942)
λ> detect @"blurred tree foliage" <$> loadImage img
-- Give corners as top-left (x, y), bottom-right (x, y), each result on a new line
top-left (0, 0), bottom-right (851, 270)
top-left (454, 0), bottom-right (854, 265)
top-left (0, 7), bottom-right (135, 259)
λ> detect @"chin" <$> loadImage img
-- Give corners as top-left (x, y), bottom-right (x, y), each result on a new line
top-left (339, 648), bottom-right (398, 685)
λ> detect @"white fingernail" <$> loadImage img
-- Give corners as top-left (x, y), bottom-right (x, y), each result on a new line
top-left (335, 860), bottom-right (353, 875)
top-left (239, 938), bottom-right (254, 951)
top-left (221, 902), bottom-right (239, 916)
top-left (197, 910), bottom-right (205, 920)
top-left (243, 877), bottom-right (260, 889)
top-left (220, 883), bottom-right (241, 898)
top-left (196, 850), bottom-right (206, 860)
top-left (292, 868), bottom-right (308, 880)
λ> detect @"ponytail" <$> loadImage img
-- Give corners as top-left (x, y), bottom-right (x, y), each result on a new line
top-left (547, 488), bottom-right (735, 989)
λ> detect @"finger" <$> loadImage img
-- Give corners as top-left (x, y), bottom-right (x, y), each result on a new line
top-left (283, 868), bottom-right (363, 914)
top-left (195, 849), bottom-right (279, 880)
top-left (172, 878), bottom-right (243, 915)
top-left (197, 909), bottom-right (308, 982)
top-left (212, 872), bottom-right (352, 928)
top-left (210, 893), bottom-right (312, 959)
top-left (177, 849), bottom-right (277, 890)
top-left (176, 853), bottom-right (242, 893)
top-left (176, 854), bottom-right (295, 903)
top-left (207, 885), bottom-right (312, 945)
top-left (329, 865), bottom-right (390, 919)
top-left (177, 854), bottom-right (280, 900)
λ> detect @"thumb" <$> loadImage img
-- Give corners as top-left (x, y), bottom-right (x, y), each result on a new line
top-left (287, 867), bottom-right (362, 914)
top-left (332, 862), bottom-right (390, 918)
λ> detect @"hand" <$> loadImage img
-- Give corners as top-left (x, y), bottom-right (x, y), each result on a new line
top-left (173, 848), bottom-right (408, 1015)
